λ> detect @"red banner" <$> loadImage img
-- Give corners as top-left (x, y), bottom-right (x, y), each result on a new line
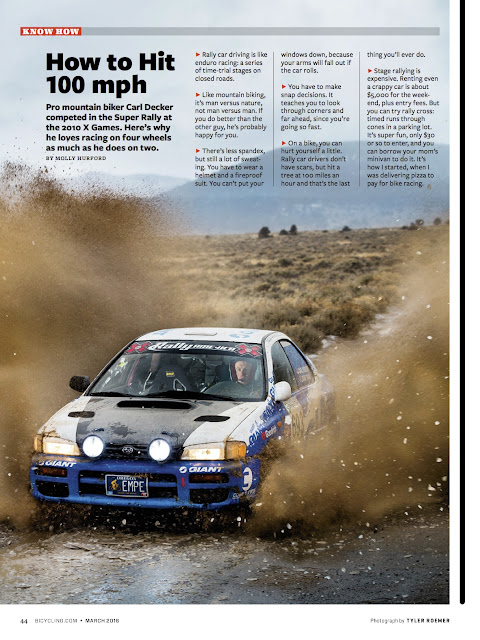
top-left (20, 27), bottom-right (82, 36)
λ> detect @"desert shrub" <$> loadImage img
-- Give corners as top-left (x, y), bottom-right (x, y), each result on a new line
top-left (274, 269), bottom-right (298, 279)
top-left (360, 274), bottom-right (374, 285)
top-left (331, 256), bottom-right (381, 274)
top-left (280, 323), bottom-right (322, 352)
top-left (260, 304), bottom-right (302, 328)
top-left (312, 259), bottom-right (333, 269)
top-left (332, 257), bottom-right (366, 273)
top-left (311, 301), bottom-right (375, 338)
top-left (296, 300), bottom-right (316, 317)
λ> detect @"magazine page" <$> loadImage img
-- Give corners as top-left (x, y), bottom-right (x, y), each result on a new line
top-left (0, 0), bottom-right (463, 636)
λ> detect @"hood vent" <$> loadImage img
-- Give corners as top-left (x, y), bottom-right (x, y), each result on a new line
top-left (116, 400), bottom-right (193, 410)
top-left (68, 411), bottom-right (95, 418)
top-left (194, 415), bottom-right (230, 422)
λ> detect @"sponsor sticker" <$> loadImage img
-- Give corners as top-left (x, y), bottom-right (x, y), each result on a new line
top-left (179, 465), bottom-right (223, 474)
top-left (236, 344), bottom-right (262, 357)
top-left (242, 466), bottom-right (253, 491)
top-left (232, 488), bottom-right (256, 500)
top-left (261, 425), bottom-right (277, 440)
top-left (125, 341), bottom-right (153, 353)
top-left (38, 459), bottom-right (76, 468)
top-left (125, 341), bottom-right (262, 356)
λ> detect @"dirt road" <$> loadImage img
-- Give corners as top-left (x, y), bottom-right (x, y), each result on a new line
top-left (0, 502), bottom-right (448, 605)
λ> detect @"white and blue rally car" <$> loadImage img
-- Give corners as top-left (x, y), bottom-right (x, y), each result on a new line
top-left (30, 327), bottom-right (334, 511)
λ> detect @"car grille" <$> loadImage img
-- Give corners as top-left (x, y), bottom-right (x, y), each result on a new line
top-left (189, 488), bottom-right (230, 504)
top-left (78, 471), bottom-right (178, 499)
top-left (189, 473), bottom-right (229, 484)
top-left (36, 480), bottom-right (69, 498)
top-left (102, 443), bottom-right (180, 461)
top-left (35, 468), bottom-right (234, 504)
top-left (104, 444), bottom-right (149, 460)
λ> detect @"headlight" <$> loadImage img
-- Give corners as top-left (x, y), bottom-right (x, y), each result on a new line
top-left (181, 441), bottom-right (246, 461)
top-left (148, 438), bottom-right (171, 462)
top-left (82, 435), bottom-right (105, 458)
top-left (225, 441), bottom-right (247, 459)
top-left (34, 435), bottom-right (43, 453)
top-left (36, 436), bottom-right (81, 456)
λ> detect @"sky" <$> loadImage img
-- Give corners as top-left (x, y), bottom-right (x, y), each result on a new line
top-left (0, 1), bottom-right (450, 180)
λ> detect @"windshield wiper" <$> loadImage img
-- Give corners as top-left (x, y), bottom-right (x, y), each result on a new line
top-left (89, 391), bottom-right (131, 397)
top-left (201, 393), bottom-right (238, 401)
top-left (144, 390), bottom-right (202, 399)
top-left (146, 390), bottom-right (238, 401)
top-left (90, 390), bottom-right (241, 401)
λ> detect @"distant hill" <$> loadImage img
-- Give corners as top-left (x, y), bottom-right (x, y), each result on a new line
top-left (164, 142), bottom-right (449, 233)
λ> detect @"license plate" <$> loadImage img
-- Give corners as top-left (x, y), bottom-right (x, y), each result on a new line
top-left (105, 474), bottom-right (148, 497)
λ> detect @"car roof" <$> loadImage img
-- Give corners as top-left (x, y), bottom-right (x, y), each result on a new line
top-left (136, 327), bottom-right (283, 344)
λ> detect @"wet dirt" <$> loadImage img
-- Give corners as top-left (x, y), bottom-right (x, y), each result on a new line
top-left (0, 502), bottom-right (448, 605)
top-left (0, 168), bottom-right (450, 607)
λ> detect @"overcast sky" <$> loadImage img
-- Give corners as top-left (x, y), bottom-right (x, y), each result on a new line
top-left (0, 0), bottom-right (450, 180)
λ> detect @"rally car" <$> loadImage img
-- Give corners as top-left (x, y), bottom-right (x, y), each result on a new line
top-left (30, 327), bottom-right (335, 511)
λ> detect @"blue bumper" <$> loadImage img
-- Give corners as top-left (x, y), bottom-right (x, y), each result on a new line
top-left (30, 454), bottom-right (260, 510)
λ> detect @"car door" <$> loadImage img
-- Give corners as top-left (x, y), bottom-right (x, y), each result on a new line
top-left (270, 341), bottom-right (307, 439)
top-left (279, 340), bottom-right (323, 436)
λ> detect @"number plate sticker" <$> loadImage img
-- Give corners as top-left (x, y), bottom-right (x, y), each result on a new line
top-left (105, 474), bottom-right (148, 497)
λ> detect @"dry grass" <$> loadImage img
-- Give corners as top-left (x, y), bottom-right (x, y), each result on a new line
top-left (155, 225), bottom-right (448, 351)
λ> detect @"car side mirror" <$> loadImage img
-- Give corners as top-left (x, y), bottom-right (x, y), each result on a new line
top-left (69, 375), bottom-right (90, 393)
top-left (274, 381), bottom-right (291, 403)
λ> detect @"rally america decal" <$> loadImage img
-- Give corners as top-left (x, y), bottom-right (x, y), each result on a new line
top-left (126, 341), bottom-right (263, 356)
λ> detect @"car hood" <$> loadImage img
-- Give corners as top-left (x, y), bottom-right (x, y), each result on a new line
top-left (39, 395), bottom-right (261, 449)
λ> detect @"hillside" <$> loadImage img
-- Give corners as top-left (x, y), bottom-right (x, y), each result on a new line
top-left (166, 142), bottom-right (449, 234)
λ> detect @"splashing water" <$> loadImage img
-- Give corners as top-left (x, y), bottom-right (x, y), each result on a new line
top-left (251, 238), bottom-right (449, 534)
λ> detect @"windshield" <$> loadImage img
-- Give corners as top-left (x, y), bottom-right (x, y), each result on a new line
top-left (89, 340), bottom-right (266, 402)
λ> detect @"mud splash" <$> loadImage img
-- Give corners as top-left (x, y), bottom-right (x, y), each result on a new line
top-left (0, 167), bottom-right (449, 533)
top-left (251, 236), bottom-right (449, 534)
top-left (0, 164), bottom-right (190, 524)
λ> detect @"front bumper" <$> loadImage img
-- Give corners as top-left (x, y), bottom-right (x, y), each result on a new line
top-left (30, 454), bottom-right (260, 510)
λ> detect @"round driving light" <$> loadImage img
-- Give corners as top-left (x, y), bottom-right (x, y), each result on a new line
top-left (149, 438), bottom-right (170, 462)
top-left (82, 435), bottom-right (105, 458)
